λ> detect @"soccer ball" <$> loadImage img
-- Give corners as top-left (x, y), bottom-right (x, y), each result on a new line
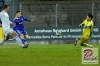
top-left (74, 38), bottom-right (78, 46)
top-left (56, 30), bottom-right (61, 36)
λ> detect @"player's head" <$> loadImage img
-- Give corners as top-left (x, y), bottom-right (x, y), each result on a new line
top-left (16, 10), bottom-right (21, 18)
top-left (3, 5), bottom-right (9, 12)
top-left (86, 13), bottom-right (93, 20)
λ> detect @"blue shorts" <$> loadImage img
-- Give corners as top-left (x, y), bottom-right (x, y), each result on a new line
top-left (15, 29), bottom-right (28, 37)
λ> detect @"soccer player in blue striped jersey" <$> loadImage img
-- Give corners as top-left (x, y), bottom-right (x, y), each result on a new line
top-left (13, 11), bottom-right (34, 47)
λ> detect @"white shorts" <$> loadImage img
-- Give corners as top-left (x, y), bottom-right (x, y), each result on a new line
top-left (3, 27), bottom-right (14, 37)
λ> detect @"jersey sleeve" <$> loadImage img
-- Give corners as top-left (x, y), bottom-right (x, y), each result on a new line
top-left (13, 19), bottom-right (20, 26)
top-left (13, 19), bottom-right (20, 23)
top-left (1, 13), bottom-right (12, 24)
top-left (13, 19), bottom-right (17, 23)
top-left (86, 20), bottom-right (93, 27)
top-left (79, 19), bottom-right (86, 27)
top-left (21, 15), bottom-right (31, 22)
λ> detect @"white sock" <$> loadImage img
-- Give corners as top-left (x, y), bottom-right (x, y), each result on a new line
top-left (14, 36), bottom-right (24, 47)
top-left (0, 38), bottom-right (6, 45)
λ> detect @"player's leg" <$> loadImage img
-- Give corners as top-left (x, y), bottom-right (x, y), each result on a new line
top-left (23, 31), bottom-right (29, 48)
top-left (82, 36), bottom-right (93, 47)
top-left (82, 43), bottom-right (93, 48)
top-left (17, 29), bottom-right (27, 44)
top-left (24, 34), bottom-right (29, 47)
top-left (9, 28), bottom-right (27, 48)
top-left (23, 29), bottom-right (29, 48)
top-left (24, 34), bottom-right (28, 42)
top-left (19, 34), bottom-right (29, 48)
top-left (24, 34), bottom-right (28, 40)
top-left (11, 31), bottom-right (25, 47)
top-left (20, 34), bottom-right (26, 44)
top-left (22, 29), bottom-right (29, 44)
top-left (15, 30), bottom-right (29, 48)
top-left (14, 30), bottom-right (25, 45)
top-left (78, 35), bottom-right (93, 47)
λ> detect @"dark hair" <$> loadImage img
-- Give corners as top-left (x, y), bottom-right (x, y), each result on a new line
top-left (87, 13), bottom-right (93, 19)
top-left (16, 10), bottom-right (21, 13)
top-left (3, 4), bottom-right (8, 9)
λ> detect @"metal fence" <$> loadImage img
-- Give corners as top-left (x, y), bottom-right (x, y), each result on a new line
top-left (3, 1), bottom-right (100, 27)
top-left (20, 1), bottom-right (100, 27)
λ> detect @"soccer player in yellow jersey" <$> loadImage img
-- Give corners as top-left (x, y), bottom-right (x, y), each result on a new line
top-left (75, 13), bottom-right (94, 48)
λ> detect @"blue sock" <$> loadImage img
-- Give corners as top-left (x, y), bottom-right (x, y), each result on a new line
top-left (21, 38), bottom-right (26, 44)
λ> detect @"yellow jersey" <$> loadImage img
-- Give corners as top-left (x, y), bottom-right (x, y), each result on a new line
top-left (79, 19), bottom-right (94, 37)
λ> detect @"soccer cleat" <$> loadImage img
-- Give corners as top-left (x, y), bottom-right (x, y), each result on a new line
top-left (25, 43), bottom-right (29, 48)
top-left (22, 44), bottom-right (29, 48)
top-left (74, 42), bottom-right (77, 46)
top-left (89, 45), bottom-right (93, 48)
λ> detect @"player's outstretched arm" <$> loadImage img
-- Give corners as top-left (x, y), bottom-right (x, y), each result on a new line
top-left (79, 19), bottom-right (86, 27)
top-left (21, 15), bottom-right (32, 22)
top-left (79, 22), bottom-right (84, 27)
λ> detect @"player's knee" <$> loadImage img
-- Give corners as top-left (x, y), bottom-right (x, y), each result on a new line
top-left (25, 37), bottom-right (28, 40)
top-left (20, 34), bottom-right (24, 38)
top-left (24, 35), bottom-right (28, 40)
top-left (11, 31), bottom-right (18, 37)
top-left (82, 36), bottom-right (88, 40)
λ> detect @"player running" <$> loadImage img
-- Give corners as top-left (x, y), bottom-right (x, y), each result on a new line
top-left (74, 13), bottom-right (94, 48)
top-left (0, 5), bottom-right (27, 48)
top-left (13, 10), bottom-right (33, 46)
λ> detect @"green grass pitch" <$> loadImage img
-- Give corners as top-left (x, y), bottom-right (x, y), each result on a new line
top-left (0, 44), bottom-right (99, 66)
